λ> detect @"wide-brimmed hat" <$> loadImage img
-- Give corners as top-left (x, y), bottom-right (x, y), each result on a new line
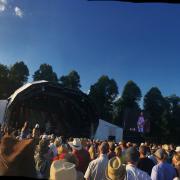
top-left (106, 157), bottom-right (126, 180)
top-left (68, 138), bottom-right (82, 150)
top-left (154, 148), bottom-right (167, 160)
top-left (50, 159), bottom-right (77, 180)
top-left (175, 146), bottom-right (180, 153)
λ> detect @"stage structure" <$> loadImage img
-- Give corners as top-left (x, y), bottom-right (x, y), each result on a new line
top-left (4, 81), bottom-right (98, 137)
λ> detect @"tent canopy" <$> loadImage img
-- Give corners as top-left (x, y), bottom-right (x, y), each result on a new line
top-left (94, 119), bottom-right (123, 142)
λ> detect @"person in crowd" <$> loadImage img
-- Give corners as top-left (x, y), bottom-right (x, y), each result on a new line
top-left (20, 121), bottom-right (30, 139)
top-left (105, 156), bottom-right (126, 180)
top-left (163, 144), bottom-right (173, 163)
top-left (53, 144), bottom-right (69, 161)
top-left (84, 142), bottom-right (109, 180)
top-left (172, 151), bottom-right (180, 179)
top-left (125, 147), bottom-right (151, 180)
top-left (148, 145), bottom-right (158, 164)
top-left (137, 145), bottom-right (155, 175)
top-left (69, 138), bottom-right (90, 174)
top-left (119, 140), bottom-right (127, 156)
top-left (89, 144), bottom-right (96, 160)
top-left (49, 137), bottom-right (62, 158)
top-left (34, 138), bottom-right (52, 178)
top-left (151, 148), bottom-right (177, 180)
top-left (108, 142), bottom-right (116, 159)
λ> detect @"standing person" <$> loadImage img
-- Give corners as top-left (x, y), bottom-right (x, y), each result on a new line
top-left (172, 151), bottom-right (180, 179)
top-left (69, 138), bottom-right (90, 174)
top-left (151, 148), bottom-right (177, 180)
top-left (125, 147), bottom-right (151, 180)
top-left (20, 121), bottom-right (30, 139)
top-left (137, 145), bottom-right (155, 176)
top-left (84, 142), bottom-right (109, 180)
top-left (108, 142), bottom-right (116, 160)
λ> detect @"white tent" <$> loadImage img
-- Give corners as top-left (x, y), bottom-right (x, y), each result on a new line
top-left (0, 100), bottom-right (8, 124)
top-left (94, 119), bottom-right (123, 142)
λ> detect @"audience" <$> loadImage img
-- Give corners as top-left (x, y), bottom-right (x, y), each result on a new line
top-left (0, 122), bottom-right (179, 180)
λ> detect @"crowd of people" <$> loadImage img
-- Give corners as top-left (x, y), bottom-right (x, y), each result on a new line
top-left (0, 121), bottom-right (180, 180)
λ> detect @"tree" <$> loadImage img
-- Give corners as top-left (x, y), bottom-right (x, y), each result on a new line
top-left (121, 80), bottom-right (142, 107)
top-left (143, 87), bottom-right (167, 138)
top-left (89, 75), bottom-right (118, 122)
top-left (117, 80), bottom-right (142, 129)
top-left (59, 70), bottom-right (81, 90)
top-left (0, 64), bottom-right (10, 98)
top-left (33, 64), bottom-right (58, 82)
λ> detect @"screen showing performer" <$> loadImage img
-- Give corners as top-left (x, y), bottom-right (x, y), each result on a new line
top-left (137, 112), bottom-right (145, 133)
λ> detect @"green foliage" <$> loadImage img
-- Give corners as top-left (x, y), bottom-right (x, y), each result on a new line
top-left (59, 70), bottom-right (81, 90)
top-left (122, 80), bottom-right (142, 106)
top-left (9, 61), bottom-right (29, 93)
top-left (0, 64), bottom-right (10, 98)
top-left (0, 61), bottom-right (29, 98)
top-left (89, 75), bottom-right (118, 122)
top-left (33, 64), bottom-right (58, 82)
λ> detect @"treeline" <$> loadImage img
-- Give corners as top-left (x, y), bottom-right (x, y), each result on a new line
top-left (0, 61), bottom-right (180, 143)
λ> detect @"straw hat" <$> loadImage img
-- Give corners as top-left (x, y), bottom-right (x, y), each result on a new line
top-left (154, 148), bottom-right (167, 160)
top-left (175, 146), bottom-right (180, 153)
top-left (106, 157), bottom-right (126, 180)
top-left (68, 138), bottom-right (82, 150)
top-left (50, 159), bottom-right (77, 180)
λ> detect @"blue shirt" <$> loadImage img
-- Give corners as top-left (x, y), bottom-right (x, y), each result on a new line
top-left (151, 162), bottom-right (176, 180)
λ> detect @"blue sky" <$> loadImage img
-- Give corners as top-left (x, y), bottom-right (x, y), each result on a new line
top-left (0, 0), bottom-right (180, 99)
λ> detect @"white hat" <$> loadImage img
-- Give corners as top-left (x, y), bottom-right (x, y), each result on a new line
top-left (175, 146), bottom-right (180, 153)
top-left (35, 124), bottom-right (39, 128)
top-left (68, 138), bottom-right (82, 150)
top-left (50, 160), bottom-right (77, 180)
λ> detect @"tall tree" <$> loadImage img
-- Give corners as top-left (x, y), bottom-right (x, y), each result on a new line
top-left (8, 61), bottom-right (29, 94)
top-left (0, 64), bottom-right (10, 98)
top-left (33, 64), bottom-right (58, 82)
top-left (117, 80), bottom-right (142, 129)
top-left (59, 70), bottom-right (81, 90)
top-left (143, 87), bottom-right (167, 138)
top-left (89, 75), bottom-right (118, 122)
top-left (121, 80), bottom-right (142, 107)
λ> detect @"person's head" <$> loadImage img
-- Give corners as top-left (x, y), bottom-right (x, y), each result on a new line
top-left (172, 152), bottom-right (180, 167)
top-left (115, 146), bottom-right (122, 158)
top-left (57, 144), bottom-right (68, 155)
top-left (139, 145), bottom-right (147, 157)
top-left (106, 157), bottom-right (126, 180)
top-left (99, 142), bottom-right (109, 155)
top-left (89, 145), bottom-right (96, 160)
top-left (125, 147), bottom-right (140, 165)
top-left (154, 148), bottom-right (167, 163)
top-left (109, 142), bottom-right (115, 152)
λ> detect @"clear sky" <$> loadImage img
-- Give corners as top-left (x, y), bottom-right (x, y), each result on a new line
top-left (0, 0), bottom-right (180, 99)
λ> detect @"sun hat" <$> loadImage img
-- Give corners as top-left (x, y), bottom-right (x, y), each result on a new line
top-left (175, 146), bottom-right (180, 153)
top-left (68, 138), bottom-right (82, 150)
top-left (154, 148), bottom-right (167, 160)
top-left (50, 159), bottom-right (77, 180)
top-left (106, 157), bottom-right (126, 180)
